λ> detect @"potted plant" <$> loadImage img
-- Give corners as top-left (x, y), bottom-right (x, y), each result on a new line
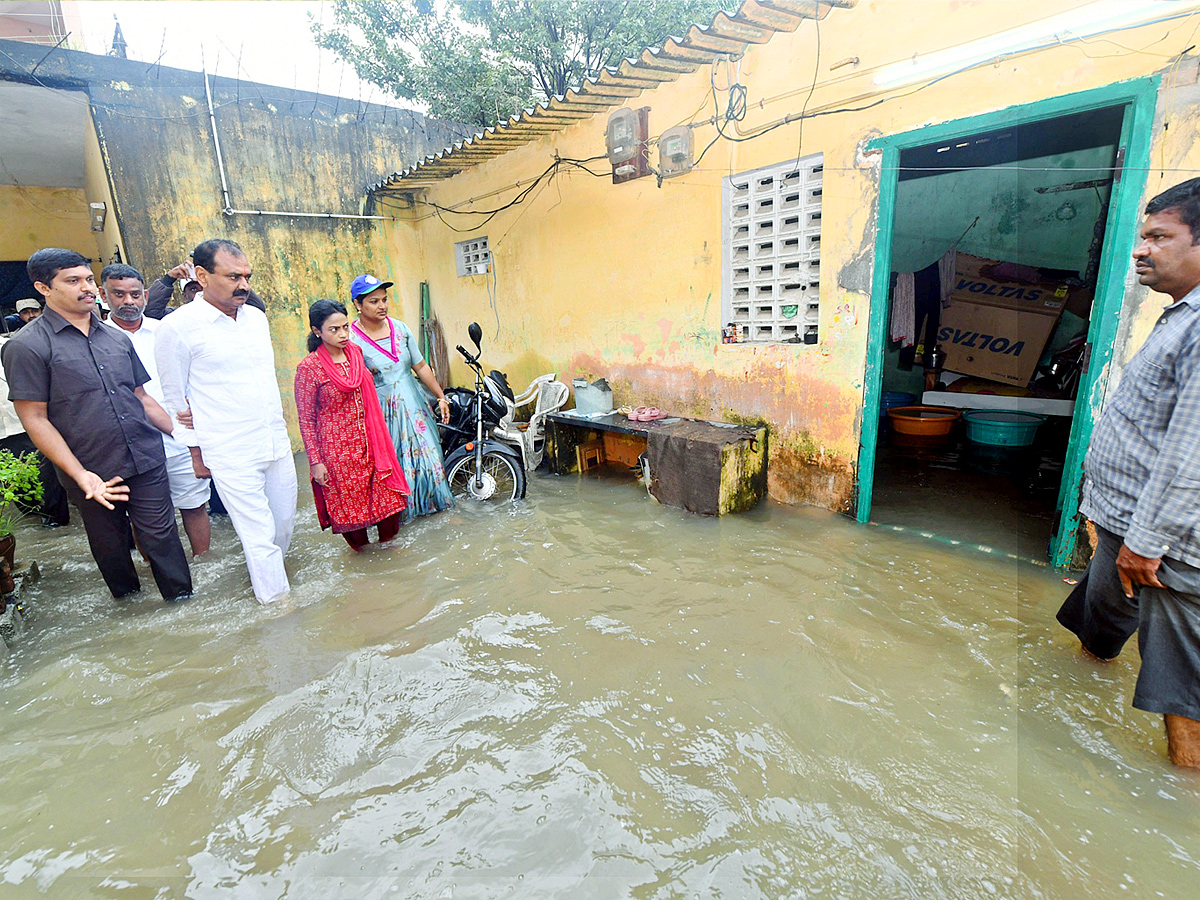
top-left (0, 448), bottom-right (43, 596)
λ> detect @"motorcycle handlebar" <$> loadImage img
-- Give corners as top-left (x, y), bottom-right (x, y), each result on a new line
top-left (456, 344), bottom-right (484, 372)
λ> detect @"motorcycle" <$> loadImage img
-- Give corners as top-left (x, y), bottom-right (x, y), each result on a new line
top-left (438, 322), bottom-right (527, 502)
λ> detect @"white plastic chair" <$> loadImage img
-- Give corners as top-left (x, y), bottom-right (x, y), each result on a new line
top-left (494, 378), bottom-right (569, 471)
top-left (497, 373), bottom-right (556, 432)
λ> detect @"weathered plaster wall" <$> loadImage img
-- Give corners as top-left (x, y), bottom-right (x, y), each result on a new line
top-left (378, 0), bottom-right (1200, 512)
top-left (1116, 56), bottom-right (1200, 372)
top-left (81, 106), bottom-right (127, 267)
top-left (0, 185), bottom-right (94, 262)
top-left (0, 38), bottom-right (467, 440)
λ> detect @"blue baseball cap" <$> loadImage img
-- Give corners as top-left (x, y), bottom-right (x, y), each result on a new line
top-left (350, 273), bottom-right (393, 301)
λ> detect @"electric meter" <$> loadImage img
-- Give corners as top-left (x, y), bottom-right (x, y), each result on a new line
top-left (606, 109), bottom-right (637, 166)
top-left (605, 107), bottom-right (651, 184)
top-left (658, 125), bottom-right (693, 177)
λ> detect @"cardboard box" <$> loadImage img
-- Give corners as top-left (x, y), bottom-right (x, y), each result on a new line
top-left (937, 254), bottom-right (1076, 387)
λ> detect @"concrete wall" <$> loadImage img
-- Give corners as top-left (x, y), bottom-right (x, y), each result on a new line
top-left (0, 185), bottom-right (94, 262)
top-left (0, 38), bottom-right (469, 438)
top-left (82, 106), bottom-right (127, 267)
top-left (375, 0), bottom-right (1200, 513)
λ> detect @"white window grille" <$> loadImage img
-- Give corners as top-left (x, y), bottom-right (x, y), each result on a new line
top-left (454, 236), bottom-right (491, 276)
top-left (723, 154), bottom-right (823, 343)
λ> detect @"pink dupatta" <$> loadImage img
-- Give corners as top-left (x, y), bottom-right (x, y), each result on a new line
top-left (317, 342), bottom-right (410, 498)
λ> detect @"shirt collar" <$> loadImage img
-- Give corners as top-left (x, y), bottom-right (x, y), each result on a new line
top-left (1162, 282), bottom-right (1200, 313)
top-left (40, 304), bottom-right (102, 334)
top-left (103, 315), bottom-right (154, 336)
top-left (197, 294), bottom-right (240, 323)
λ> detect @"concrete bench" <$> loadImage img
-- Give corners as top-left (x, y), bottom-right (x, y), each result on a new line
top-left (545, 411), bottom-right (767, 515)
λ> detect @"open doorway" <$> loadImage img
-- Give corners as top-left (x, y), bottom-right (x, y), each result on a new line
top-left (858, 81), bottom-right (1159, 567)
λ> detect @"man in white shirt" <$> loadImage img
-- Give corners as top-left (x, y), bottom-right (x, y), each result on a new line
top-left (154, 239), bottom-right (296, 604)
top-left (99, 263), bottom-right (210, 555)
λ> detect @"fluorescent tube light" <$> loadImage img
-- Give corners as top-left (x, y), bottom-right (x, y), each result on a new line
top-left (875, 0), bottom-right (1200, 88)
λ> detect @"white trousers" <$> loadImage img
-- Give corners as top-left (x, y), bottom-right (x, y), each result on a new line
top-left (211, 454), bottom-right (297, 604)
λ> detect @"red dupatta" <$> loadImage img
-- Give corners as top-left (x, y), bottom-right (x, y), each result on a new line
top-left (317, 342), bottom-right (410, 497)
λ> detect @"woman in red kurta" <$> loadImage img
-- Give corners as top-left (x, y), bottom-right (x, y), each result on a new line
top-left (295, 300), bottom-right (409, 551)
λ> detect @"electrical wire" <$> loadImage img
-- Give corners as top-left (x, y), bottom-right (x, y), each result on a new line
top-left (1158, 11), bottom-right (1200, 178)
top-left (425, 160), bottom-right (559, 225)
top-left (415, 153), bottom-right (609, 230)
top-left (691, 52), bottom-right (1044, 168)
top-left (677, 10), bottom-right (1200, 173)
top-left (693, 69), bottom-right (752, 168)
top-left (495, 171), bottom-right (558, 246)
top-left (487, 254), bottom-right (501, 339)
top-left (792, 10), bottom-right (821, 170)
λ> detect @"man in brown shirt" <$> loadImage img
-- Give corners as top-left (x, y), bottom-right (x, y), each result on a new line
top-left (0, 248), bottom-right (191, 602)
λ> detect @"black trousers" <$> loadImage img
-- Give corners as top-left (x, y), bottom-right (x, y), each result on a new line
top-left (63, 464), bottom-right (192, 601)
top-left (1056, 524), bottom-right (1139, 660)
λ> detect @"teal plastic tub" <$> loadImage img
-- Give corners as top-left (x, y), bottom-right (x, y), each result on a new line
top-left (962, 410), bottom-right (1046, 447)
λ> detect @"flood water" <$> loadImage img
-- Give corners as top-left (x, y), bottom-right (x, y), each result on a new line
top-left (2, 457), bottom-right (1198, 899)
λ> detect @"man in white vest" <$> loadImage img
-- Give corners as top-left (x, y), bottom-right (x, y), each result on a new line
top-left (154, 239), bottom-right (296, 604)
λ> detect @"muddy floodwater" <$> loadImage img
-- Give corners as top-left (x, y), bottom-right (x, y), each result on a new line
top-left (2, 458), bottom-right (1198, 898)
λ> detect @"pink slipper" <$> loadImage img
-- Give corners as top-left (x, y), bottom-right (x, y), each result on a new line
top-left (631, 406), bottom-right (666, 421)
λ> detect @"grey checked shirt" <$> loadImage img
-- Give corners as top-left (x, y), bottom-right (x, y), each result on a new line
top-left (1082, 283), bottom-right (1200, 565)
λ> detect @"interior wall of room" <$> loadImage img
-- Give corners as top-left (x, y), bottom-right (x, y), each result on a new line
top-left (891, 145), bottom-right (1116, 275)
top-left (881, 143), bottom-right (1116, 395)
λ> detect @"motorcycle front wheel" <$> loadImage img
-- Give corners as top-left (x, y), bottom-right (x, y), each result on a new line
top-left (446, 450), bottom-right (527, 502)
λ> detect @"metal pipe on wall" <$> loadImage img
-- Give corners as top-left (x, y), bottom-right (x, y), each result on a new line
top-left (202, 67), bottom-right (394, 222)
top-left (202, 63), bottom-right (232, 214)
top-left (225, 208), bottom-right (395, 220)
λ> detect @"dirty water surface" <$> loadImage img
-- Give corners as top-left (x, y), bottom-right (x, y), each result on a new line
top-left (1, 458), bottom-right (1197, 899)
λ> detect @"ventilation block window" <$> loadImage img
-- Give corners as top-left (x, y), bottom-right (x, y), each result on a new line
top-left (723, 154), bottom-right (822, 344)
top-left (454, 236), bottom-right (491, 277)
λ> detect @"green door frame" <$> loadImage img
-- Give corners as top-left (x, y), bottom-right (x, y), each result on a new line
top-left (856, 76), bottom-right (1160, 567)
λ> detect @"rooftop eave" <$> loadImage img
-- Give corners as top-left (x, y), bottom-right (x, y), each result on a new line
top-left (370, 0), bottom-right (851, 192)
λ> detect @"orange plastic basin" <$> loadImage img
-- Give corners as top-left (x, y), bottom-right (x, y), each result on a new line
top-left (885, 405), bottom-right (961, 436)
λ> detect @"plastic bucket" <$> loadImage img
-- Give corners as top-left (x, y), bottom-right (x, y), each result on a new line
top-left (881, 391), bottom-right (917, 418)
top-left (962, 410), bottom-right (1046, 447)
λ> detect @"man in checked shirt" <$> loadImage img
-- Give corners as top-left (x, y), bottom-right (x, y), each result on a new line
top-left (1058, 177), bottom-right (1200, 769)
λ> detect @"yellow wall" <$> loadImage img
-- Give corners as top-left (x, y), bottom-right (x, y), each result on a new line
top-left (0, 185), bottom-right (95, 267)
top-left (82, 107), bottom-right (127, 268)
top-left (379, 0), bottom-right (1200, 511)
top-left (0, 109), bottom-right (129, 291)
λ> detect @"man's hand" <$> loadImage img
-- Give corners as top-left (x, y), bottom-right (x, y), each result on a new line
top-left (189, 447), bottom-right (211, 479)
top-left (166, 264), bottom-right (191, 281)
top-left (1116, 543), bottom-right (1165, 598)
top-left (177, 407), bottom-right (194, 429)
top-left (310, 463), bottom-right (330, 486)
top-left (77, 472), bottom-right (129, 510)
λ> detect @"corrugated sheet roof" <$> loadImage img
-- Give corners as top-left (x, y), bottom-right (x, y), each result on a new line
top-left (369, 0), bottom-right (853, 192)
